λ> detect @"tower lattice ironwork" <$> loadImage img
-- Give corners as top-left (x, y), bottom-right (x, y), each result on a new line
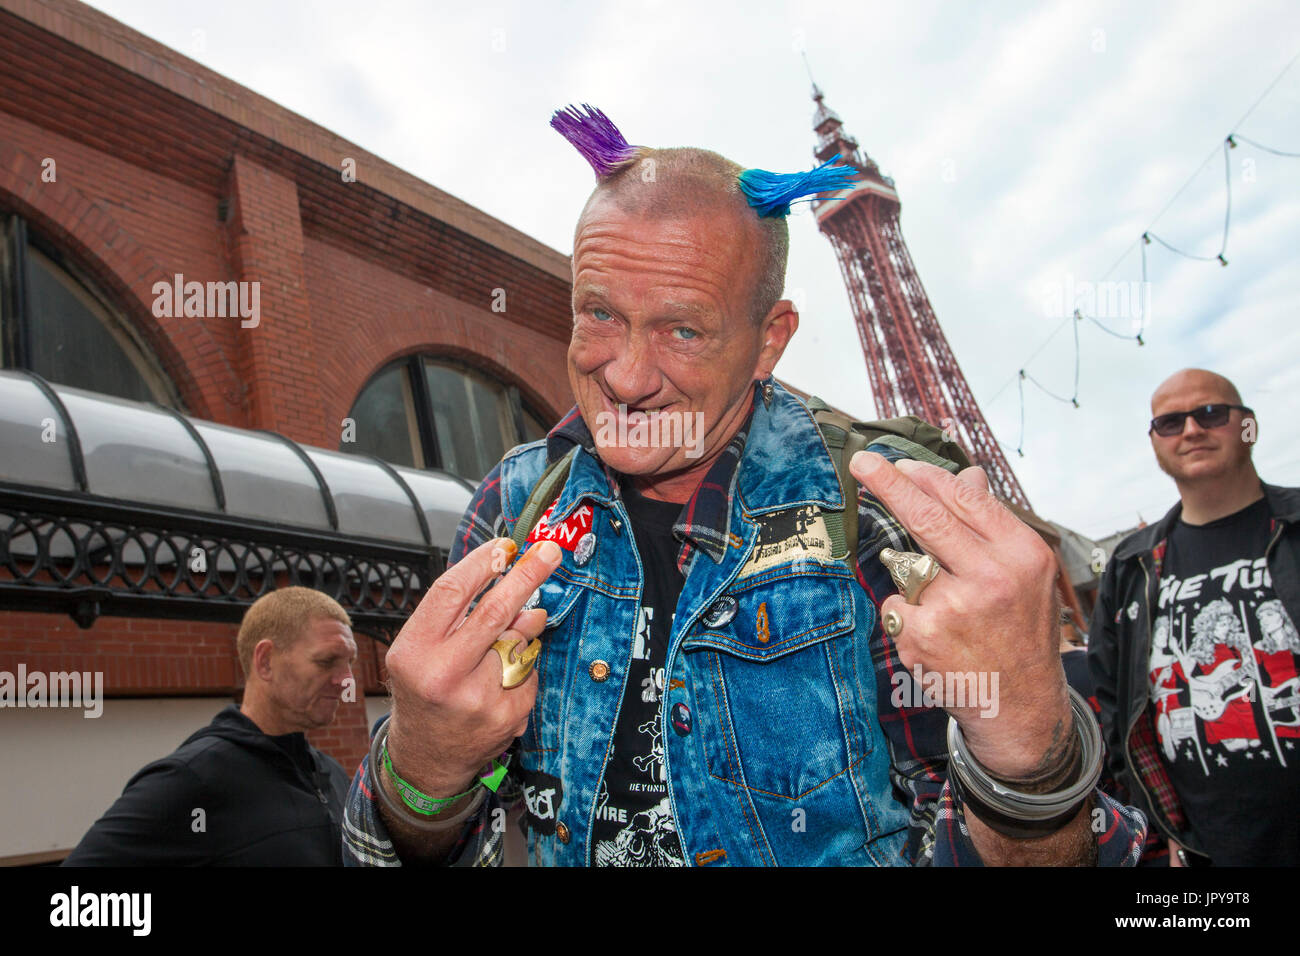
top-left (809, 85), bottom-right (1031, 510)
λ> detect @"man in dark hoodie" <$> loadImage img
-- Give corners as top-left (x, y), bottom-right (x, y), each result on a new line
top-left (64, 587), bottom-right (356, 865)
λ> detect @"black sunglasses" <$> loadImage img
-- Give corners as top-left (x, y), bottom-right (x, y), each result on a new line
top-left (1149, 403), bottom-right (1254, 437)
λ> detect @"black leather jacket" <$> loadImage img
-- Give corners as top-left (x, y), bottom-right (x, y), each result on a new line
top-left (1086, 483), bottom-right (1300, 863)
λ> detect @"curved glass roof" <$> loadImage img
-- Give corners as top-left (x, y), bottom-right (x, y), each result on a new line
top-left (0, 370), bottom-right (473, 550)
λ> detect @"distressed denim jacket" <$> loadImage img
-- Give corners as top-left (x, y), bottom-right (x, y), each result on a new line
top-left (343, 383), bottom-right (1147, 867)
top-left (509, 385), bottom-right (910, 866)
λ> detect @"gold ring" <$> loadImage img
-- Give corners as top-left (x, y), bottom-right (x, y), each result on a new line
top-left (883, 609), bottom-right (904, 637)
top-left (492, 637), bottom-right (541, 688)
top-left (879, 548), bottom-right (941, 605)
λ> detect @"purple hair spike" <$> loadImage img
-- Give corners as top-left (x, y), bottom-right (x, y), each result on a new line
top-left (550, 103), bottom-right (639, 178)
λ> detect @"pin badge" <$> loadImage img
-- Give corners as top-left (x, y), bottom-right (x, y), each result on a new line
top-left (671, 701), bottom-right (692, 736)
top-left (702, 595), bottom-right (737, 628)
top-left (574, 532), bottom-right (596, 567)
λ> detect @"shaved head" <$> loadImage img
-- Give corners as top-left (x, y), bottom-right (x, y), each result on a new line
top-left (1151, 368), bottom-right (1243, 412)
top-left (574, 147), bottom-right (789, 326)
top-left (1147, 368), bottom-right (1257, 489)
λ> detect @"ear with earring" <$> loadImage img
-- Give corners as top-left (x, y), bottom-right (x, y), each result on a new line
top-left (761, 378), bottom-right (774, 409)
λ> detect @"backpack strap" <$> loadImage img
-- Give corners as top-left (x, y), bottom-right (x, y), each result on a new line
top-left (860, 421), bottom-right (971, 473)
top-left (809, 409), bottom-right (868, 581)
top-left (509, 446), bottom-right (581, 551)
top-left (508, 401), bottom-right (970, 584)
top-left (806, 396), bottom-right (973, 582)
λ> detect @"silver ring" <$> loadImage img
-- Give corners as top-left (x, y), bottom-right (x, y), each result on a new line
top-left (883, 609), bottom-right (904, 637)
top-left (880, 548), bottom-right (941, 605)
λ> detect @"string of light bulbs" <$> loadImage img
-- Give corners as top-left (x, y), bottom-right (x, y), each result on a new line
top-left (998, 48), bottom-right (1300, 457)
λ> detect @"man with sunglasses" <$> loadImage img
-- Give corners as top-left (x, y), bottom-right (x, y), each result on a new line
top-left (1089, 368), bottom-right (1300, 865)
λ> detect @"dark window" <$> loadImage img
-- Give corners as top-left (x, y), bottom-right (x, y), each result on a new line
top-left (345, 361), bottom-right (423, 469)
top-left (1, 215), bottom-right (177, 406)
top-left (343, 355), bottom-right (549, 483)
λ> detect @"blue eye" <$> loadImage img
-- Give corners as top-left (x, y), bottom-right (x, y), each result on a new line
top-left (673, 327), bottom-right (697, 340)
top-left (592, 308), bottom-right (613, 322)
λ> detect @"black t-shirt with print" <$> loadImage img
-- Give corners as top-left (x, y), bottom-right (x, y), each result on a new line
top-left (1150, 495), bottom-right (1300, 865)
top-left (590, 483), bottom-right (688, 867)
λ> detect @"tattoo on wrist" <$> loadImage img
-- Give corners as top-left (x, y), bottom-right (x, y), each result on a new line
top-left (987, 716), bottom-right (1083, 794)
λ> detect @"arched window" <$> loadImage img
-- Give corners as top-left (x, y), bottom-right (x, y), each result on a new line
top-left (343, 355), bottom-right (549, 482)
top-left (1, 215), bottom-right (178, 407)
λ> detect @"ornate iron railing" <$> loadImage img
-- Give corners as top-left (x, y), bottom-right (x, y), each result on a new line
top-left (0, 483), bottom-right (442, 644)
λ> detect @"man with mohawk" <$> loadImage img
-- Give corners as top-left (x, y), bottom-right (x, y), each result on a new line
top-left (343, 106), bottom-right (1145, 867)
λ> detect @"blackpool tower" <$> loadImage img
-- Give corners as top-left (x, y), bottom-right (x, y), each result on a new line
top-left (808, 84), bottom-right (1032, 510)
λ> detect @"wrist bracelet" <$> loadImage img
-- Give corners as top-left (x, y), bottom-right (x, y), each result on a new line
top-left (380, 722), bottom-right (512, 815)
top-left (368, 718), bottom-right (497, 833)
top-left (382, 741), bottom-right (480, 815)
top-left (946, 686), bottom-right (1103, 839)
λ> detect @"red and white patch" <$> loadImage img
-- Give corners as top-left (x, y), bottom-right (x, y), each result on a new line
top-left (526, 497), bottom-right (594, 551)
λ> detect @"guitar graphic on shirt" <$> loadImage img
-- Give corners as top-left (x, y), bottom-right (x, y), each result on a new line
top-left (1169, 636), bottom-right (1253, 723)
top-left (1263, 677), bottom-right (1300, 727)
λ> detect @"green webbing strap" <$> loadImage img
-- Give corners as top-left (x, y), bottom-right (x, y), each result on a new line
top-left (867, 433), bottom-right (962, 473)
top-left (810, 409), bottom-right (867, 581)
top-left (807, 396), bottom-right (971, 581)
top-left (510, 445), bottom-right (580, 550)
top-left (839, 429), bottom-right (867, 580)
top-left (814, 419), bottom-right (849, 561)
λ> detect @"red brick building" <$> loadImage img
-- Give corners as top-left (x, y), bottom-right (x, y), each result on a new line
top-left (0, 0), bottom-right (576, 862)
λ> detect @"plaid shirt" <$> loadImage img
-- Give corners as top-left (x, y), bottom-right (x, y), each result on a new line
top-left (345, 397), bottom-right (1146, 866)
top-left (1125, 539), bottom-right (1189, 837)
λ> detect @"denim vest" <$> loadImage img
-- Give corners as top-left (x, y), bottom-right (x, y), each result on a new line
top-left (500, 388), bottom-right (911, 866)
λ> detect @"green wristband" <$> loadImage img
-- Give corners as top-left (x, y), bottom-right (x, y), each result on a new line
top-left (381, 741), bottom-right (480, 816)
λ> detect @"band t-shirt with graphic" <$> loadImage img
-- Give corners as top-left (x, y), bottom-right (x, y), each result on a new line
top-left (1148, 496), bottom-right (1300, 864)
top-left (590, 483), bottom-right (687, 867)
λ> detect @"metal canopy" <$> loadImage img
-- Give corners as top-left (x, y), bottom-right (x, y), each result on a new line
top-left (0, 370), bottom-right (475, 643)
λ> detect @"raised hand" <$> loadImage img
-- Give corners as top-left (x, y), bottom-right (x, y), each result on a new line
top-left (850, 451), bottom-right (1071, 780)
top-left (383, 537), bottom-right (563, 798)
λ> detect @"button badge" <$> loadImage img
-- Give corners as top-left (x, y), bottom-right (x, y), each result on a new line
top-left (702, 595), bottom-right (738, 628)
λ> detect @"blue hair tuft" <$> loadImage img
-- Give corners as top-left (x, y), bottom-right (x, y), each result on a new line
top-left (737, 155), bottom-right (858, 218)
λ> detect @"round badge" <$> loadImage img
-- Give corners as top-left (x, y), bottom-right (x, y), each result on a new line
top-left (574, 532), bottom-right (596, 567)
top-left (670, 701), bottom-right (692, 736)
top-left (702, 595), bottom-right (738, 628)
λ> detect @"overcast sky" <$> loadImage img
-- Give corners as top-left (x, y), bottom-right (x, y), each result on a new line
top-left (85, 0), bottom-right (1300, 540)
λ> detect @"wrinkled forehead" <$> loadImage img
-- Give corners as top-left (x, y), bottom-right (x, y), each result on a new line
top-left (296, 616), bottom-right (356, 655)
top-left (572, 191), bottom-right (759, 289)
top-left (575, 182), bottom-right (754, 243)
